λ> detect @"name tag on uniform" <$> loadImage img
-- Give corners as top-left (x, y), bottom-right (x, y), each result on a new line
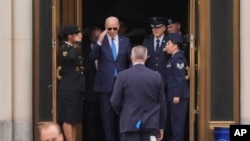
top-left (166, 63), bottom-right (171, 68)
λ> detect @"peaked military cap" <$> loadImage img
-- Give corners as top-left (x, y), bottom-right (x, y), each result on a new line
top-left (62, 25), bottom-right (81, 35)
top-left (167, 33), bottom-right (183, 44)
top-left (148, 17), bottom-right (167, 28)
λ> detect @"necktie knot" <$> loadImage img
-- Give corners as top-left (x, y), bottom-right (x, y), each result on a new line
top-left (156, 39), bottom-right (160, 47)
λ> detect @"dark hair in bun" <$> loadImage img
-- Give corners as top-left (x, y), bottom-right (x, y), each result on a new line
top-left (58, 28), bottom-right (67, 40)
top-left (58, 24), bottom-right (81, 41)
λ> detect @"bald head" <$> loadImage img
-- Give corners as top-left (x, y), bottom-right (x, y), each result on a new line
top-left (131, 45), bottom-right (148, 64)
top-left (40, 122), bottom-right (63, 141)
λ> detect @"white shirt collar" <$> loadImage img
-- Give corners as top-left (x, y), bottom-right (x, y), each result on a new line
top-left (65, 41), bottom-right (73, 46)
top-left (107, 34), bottom-right (118, 41)
top-left (133, 62), bottom-right (145, 65)
top-left (154, 35), bottom-right (164, 43)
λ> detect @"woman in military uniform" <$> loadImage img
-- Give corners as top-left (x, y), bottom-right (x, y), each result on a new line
top-left (57, 25), bottom-right (85, 141)
top-left (164, 33), bottom-right (189, 141)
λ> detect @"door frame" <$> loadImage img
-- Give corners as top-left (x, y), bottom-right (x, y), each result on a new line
top-left (51, 0), bottom-right (83, 141)
top-left (188, 0), bottom-right (196, 140)
top-left (51, 0), bottom-right (83, 122)
top-left (50, 0), bottom-right (201, 140)
top-left (33, 0), bottom-right (240, 141)
top-left (197, 0), bottom-right (240, 141)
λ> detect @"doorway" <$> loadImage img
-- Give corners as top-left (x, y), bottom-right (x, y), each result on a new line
top-left (51, 0), bottom-right (197, 141)
top-left (32, 0), bottom-right (241, 141)
top-left (80, 0), bottom-right (196, 141)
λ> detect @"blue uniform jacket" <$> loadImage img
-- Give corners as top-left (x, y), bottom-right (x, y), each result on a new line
top-left (166, 51), bottom-right (189, 101)
top-left (142, 35), bottom-right (170, 84)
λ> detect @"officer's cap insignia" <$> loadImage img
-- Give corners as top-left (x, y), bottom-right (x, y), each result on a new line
top-left (63, 51), bottom-right (68, 56)
top-left (177, 63), bottom-right (184, 69)
top-left (168, 19), bottom-right (173, 25)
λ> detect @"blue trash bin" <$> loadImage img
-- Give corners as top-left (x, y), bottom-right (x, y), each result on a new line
top-left (214, 127), bottom-right (230, 141)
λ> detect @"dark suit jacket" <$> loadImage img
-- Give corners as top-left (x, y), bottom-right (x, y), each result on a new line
top-left (166, 51), bottom-right (189, 101)
top-left (142, 34), bottom-right (170, 85)
top-left (110, 64), bottom-right (167, 133)
top-left (90, 35), bottom-right (131, 92)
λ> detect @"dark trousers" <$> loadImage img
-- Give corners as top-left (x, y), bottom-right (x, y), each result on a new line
top-left (166, 99), bottom-right (189, 141)
top-left (99, 92), bottom-right (119, 141)
top-left (82, 100), bottom-right (104, 141)
top-left (121, 129), bottom-right (158, 141)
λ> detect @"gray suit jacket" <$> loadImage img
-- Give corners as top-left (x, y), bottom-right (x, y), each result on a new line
top-left (111, 64), bottom-right (167, 133)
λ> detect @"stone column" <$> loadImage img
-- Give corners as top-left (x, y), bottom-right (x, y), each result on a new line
top-left (0, 0), bottom-right (13, 141)
top-left (12, 0), bottom-right (33, 140)
top-left (241, 0), bottom-right (250, 124)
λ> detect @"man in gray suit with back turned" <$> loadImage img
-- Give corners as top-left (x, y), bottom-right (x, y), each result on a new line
top-left (111, 45), bottom-right (167, 141)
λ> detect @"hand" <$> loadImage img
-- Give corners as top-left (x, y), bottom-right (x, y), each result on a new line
top-left (74, 32), bottom-right (82, 41)
top-left (157, 129), bottom-right (164, 141)
top-left (173, 97), bottom-right (180, 104)
top-left (97, 29), bottom-right (108, 44)
top-left (56, 66), bottom-right (62, 80)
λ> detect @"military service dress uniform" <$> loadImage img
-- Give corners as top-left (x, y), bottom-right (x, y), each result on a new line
top-left (143, 17), bottom-right (170, 85)
top-left (165, 34), bottom-right (189, 141)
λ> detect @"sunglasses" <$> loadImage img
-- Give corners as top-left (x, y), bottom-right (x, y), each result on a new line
top-left (107, 27), bottom-right (118, 31)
